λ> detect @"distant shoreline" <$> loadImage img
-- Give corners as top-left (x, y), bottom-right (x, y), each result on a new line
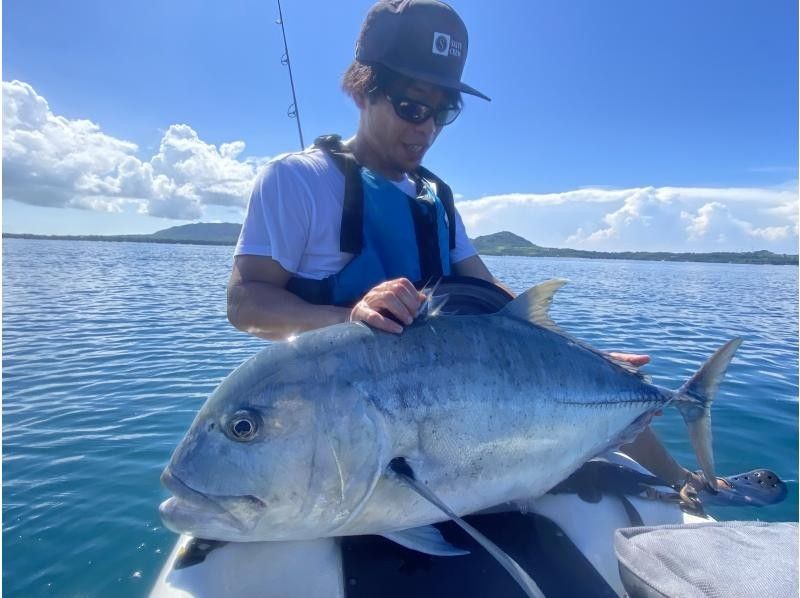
top-left (2, 233), bottom-right (233, 247)
top-left (4, 232), bottom-right (797, 265)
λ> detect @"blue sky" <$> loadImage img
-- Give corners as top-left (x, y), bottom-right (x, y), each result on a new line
top-left (3, 0), bottom-right (798, 252)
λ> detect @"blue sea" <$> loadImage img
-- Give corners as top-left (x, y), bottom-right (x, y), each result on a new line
top-left (3, 238), bottom-right (798, 597)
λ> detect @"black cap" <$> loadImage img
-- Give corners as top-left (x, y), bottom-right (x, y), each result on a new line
top-left (355, 0), bottom-right (490, 101)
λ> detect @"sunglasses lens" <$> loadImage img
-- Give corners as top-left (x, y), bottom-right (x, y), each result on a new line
top-left (395, 99), bottom-right (431, 123)
top-left (388, 95), bottom-right (461, 127)
top-left (434, 106), bottom-right (461, 126)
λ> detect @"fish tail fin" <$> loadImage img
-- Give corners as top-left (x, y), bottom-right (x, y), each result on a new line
top-left (674, 338), bottom-right (742, 487)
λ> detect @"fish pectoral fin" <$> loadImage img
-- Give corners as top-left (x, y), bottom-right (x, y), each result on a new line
top-left (381, 526), bottom-right (469, 556)
top-left (387, 458), bottom-right (545, 598)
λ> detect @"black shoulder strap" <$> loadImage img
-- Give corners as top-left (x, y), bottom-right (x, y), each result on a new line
top-left (416, 165), bottom-right (457, 251)
top-left (313, 135), bottom-right (456, 254)
top-left (313, 134), bottom-right (364, 254)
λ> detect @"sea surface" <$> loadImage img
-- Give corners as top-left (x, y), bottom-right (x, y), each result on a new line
top-left (3, 238), bottom-right (798, 597)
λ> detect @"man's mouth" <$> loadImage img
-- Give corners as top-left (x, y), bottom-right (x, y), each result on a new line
top-left (403, 143), bottom-right (427, 161)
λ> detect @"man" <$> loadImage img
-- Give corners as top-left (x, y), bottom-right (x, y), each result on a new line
top-left (228, 0), bottom-right (704, 495)
top-left (228, 0), bottom-right (497, 341)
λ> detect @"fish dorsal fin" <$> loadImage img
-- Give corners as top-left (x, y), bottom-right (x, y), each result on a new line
top-left (416, 279), bottom-right (449, 320)
top-left (499, 279), bottom-right (568, 334)
top-left (500, 279), bottom-right (648, 380)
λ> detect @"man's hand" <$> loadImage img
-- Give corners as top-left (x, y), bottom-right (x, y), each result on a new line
top-left (607, 352), bottom-right (651, 367)
top-left (350, 278), bottom-right (426, 334)
top-left (608, 352), bottom-right (656, 412)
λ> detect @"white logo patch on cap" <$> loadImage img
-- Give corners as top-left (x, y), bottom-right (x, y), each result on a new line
top-left (432, 32), bottom-right (450, 56)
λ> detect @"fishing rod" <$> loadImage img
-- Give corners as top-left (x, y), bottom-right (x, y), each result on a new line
top-left (276, 0), bottom-right (305, 150)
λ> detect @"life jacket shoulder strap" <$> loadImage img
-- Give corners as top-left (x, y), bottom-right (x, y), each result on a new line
top-left (415, 165), bottom-right (457, 251)
top-left (313, 134), bottom-right (456, 253)
top-left (313, 134), bottom-right (364, 254)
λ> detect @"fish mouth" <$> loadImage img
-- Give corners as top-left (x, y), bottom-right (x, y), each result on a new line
top-left (159, 469), bottom-right (266, 538)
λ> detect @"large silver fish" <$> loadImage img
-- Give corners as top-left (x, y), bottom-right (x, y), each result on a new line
top-left (159, 279), bottom-right (740, 548)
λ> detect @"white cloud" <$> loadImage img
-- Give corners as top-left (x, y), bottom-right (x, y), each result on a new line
top-left (458, 185), bottom-right (798, 253)
top-left (2, 80), bottom-right (269, 220)
top-left (4, 80), bottom-right (797, 252)
top-left (682, 202), bottom-right (790, 244)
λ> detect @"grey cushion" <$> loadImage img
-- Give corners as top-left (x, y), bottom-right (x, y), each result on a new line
top-left (614, 521), bottom-right (798, 598)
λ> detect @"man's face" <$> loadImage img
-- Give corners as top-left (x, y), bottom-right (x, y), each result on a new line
top-left (359, 80), bottom-right (451, 179)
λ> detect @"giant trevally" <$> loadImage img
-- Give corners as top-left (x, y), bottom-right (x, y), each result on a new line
top-left (160, 279), bottom-right (739, 552)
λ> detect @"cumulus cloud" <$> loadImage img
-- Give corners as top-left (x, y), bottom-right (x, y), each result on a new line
top-left (4, 80), bottom-right (797, 252)
top-left (458, 185), bottom-right (798, 253)
top-left (2, 80), bottom-right (269, 220)
top-left (682, 202), bottom-right (790, 244)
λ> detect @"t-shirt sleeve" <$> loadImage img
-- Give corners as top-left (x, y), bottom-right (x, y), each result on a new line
top-left (449, 205), bottom-right (477, 264)
top-left (234, 159), bottom-right (312, 274)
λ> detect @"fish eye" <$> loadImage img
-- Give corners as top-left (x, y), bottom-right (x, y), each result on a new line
top-left (227, 410), bottom-right (260, 442)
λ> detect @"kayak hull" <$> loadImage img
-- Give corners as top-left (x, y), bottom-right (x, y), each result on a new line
top-left (151, 453), bottom-right (710, 598)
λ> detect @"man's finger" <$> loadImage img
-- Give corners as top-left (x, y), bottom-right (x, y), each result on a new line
top-left (379, 292), bottom-right (415, 325)
top-left (608, 352), bottom-right (651, 367)
top-left (391, 279), bottom-right (425, 313)
top-left (363, 309), bottom-right (403, 334)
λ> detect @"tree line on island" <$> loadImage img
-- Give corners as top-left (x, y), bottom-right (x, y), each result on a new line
top-left (4, 223), bottom-right (797, 265)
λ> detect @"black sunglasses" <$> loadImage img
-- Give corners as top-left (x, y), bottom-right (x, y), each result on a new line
top-left (384, 94), bottom-right (462, 127)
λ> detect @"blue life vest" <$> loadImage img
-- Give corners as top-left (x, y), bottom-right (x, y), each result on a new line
top-left (286, 135), bottom-right (457, 307)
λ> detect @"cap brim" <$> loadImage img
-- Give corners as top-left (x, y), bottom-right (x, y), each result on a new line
top-left (457, 81), bottom-right (491, 102)
top-left (362, 59), bottom-right (491, 102)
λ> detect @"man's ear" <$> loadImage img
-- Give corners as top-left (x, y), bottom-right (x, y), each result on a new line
top-left (353, 93), bottom-right (367, 110)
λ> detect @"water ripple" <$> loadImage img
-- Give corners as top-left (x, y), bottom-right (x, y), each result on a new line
top-left (3, 241), bottom-right (797, 597)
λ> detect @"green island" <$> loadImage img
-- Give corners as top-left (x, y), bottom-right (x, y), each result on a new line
top-left (4, 224), bottom-right (797, 265)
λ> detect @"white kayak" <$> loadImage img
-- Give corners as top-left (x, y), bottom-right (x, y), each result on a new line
top-left (152, 280), bottom-right (791, 598)
top-left (150, 452), bottom-right (711, 598)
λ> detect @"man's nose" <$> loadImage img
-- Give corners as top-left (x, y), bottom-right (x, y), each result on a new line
top-left (414, 116), bottom-right (439, 141)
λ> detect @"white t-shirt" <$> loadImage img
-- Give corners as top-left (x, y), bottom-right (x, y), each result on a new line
top-left (234, 148), bottom-right (476, 280)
